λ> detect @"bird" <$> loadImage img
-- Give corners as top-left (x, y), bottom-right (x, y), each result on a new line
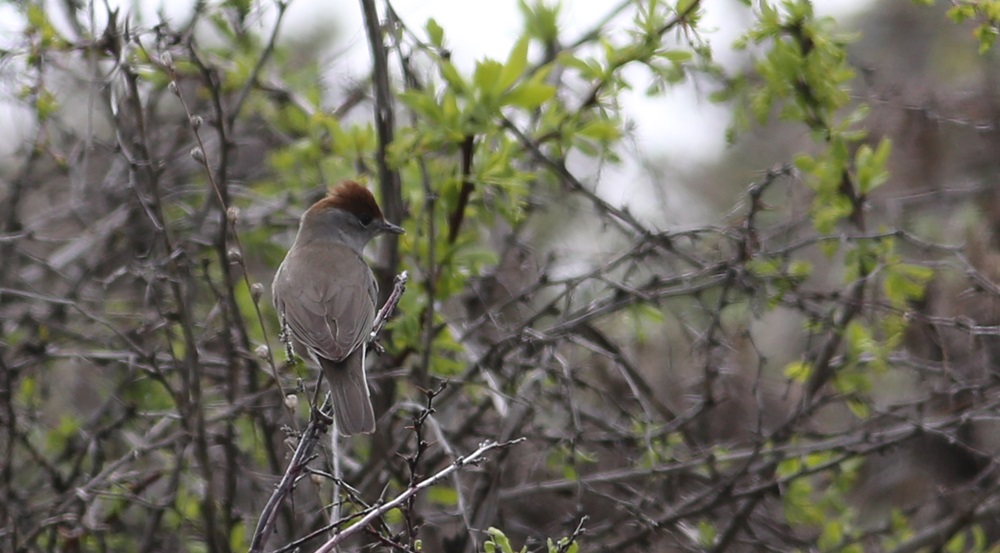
top-left (272, 181), bottom-right (404, 435)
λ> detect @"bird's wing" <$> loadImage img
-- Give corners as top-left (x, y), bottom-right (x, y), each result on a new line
top-left (273, 242), bottom-right (377, 362)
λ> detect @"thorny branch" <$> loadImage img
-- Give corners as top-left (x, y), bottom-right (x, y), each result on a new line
top-left (314, 438), bottom-right (526, 553)
top-left (6, 1), bottom-right (1000, 553)
top-left (247, 402), bottom-right (328, 553)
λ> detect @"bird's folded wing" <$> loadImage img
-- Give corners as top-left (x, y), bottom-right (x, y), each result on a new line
top-left (274, 245), bottom-right (377, 362)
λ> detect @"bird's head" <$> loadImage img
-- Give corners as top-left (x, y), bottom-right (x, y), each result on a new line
top-left (299, 181), bottom-right (404, 253)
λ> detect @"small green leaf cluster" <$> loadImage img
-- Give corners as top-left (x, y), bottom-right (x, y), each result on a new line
top-left (545, 443), bottom-right (598, 481)
top-left (731, 2), bottom-right (871, 239)
top-left (730, 2), bottom-right (949, 547)
top-left (747, 257), bottom-right (812, 308)
top-left (946, 0), bottom-right (1000, 53)
top-left (483, 527), bottom-right (579, 553)
top-left (777, 453), bottom-right (863, 551)
top-left (729, 1), bottom-right (855, 132)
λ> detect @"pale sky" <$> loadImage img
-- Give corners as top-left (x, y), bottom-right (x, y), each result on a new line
top-left (0, 0), bottom-right (874, 221)
top-left (282, 0), bottom-right (873, 165)
top-left (292, 0), bottom-right (874, 222)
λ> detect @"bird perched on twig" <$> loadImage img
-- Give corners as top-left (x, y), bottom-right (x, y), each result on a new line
top-left (273, 181), bottom-right (404, 435)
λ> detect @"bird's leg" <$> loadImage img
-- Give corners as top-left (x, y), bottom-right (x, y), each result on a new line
top-left (279, 313), bottom-right (294, 363)
top-left (312, 396), bottom-right (334, 426)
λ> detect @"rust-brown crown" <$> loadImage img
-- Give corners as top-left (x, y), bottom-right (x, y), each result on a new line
top-left (307, 181), bottom-right (384, 224)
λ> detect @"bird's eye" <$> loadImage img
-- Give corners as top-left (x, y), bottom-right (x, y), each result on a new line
top-left (358, 213), bottom-right (374, 227)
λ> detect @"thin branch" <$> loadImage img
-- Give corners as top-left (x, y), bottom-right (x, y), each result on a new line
top-left (360, 0), bottom-right (404, 293)
top-left (247, 404), bottom-right (330, 553)
top-left (314, 438), bottom-right (526, 553)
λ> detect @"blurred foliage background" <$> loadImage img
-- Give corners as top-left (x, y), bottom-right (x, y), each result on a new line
top-left (5, 0), bottom-right (1000, 551)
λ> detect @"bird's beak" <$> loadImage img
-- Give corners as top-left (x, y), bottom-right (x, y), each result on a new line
top-left (380, 220), bottom-right (405, 235)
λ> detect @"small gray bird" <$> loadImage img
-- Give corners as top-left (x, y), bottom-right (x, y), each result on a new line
top-left (273, 181), bottom-right (404, 435)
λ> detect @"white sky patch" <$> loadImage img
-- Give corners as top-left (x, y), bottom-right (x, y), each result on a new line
top-left (1, 0), bottom-right (874, 219)
top-left (319, 0), bottom-right (874, 226)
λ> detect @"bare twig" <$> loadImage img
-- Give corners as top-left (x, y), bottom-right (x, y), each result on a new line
top-left (314, 438), bottom-right (525, 553)
top-left (248, 403), bottom-right (330, 553)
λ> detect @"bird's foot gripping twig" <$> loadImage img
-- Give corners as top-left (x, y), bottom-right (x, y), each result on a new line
top-left (278, 314), bottom-right (294, 363)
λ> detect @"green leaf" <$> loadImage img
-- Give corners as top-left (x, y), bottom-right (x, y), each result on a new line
top-left (975, 23), bottom-right (999, 54)
top-left (844, 320), bottom-right (871, 359)
top-left (946, 6), bottom-right (975, 24)
top-left (26, 4), bottom-right (47, 28)
top-left (428, 485), bottom-right (458, 506)
top-left (486, 528), bottom-right (521, 553)
top-left (836, 369), bottom-right (872, 395)
top-left (883, 263), bottom-right (933, 307)
top-left (697, 519), bottom-right (717, 547)
top-left (788, 260), bottom-right (812, 279)
top-left (35, 89), bottom-right (58, 122)
top-left (776, 457), bottom-right (802, 477)
top-left (784, 360), bottom-right (811, 383)
top-left (440, 61), bottom-right (467, 94)
top-left (474, 59), bottom-right (504, 97)
top-left (224, 0), bottom-right (251, 17)
top-left (503, 82), bottom-right (556, 109)
top-left (499, 36), bottom-right (530, 91)
top-left (558, 51), bottom-right (602, 78)
top-left (818, 519), bottom-right (844, 550)
top-left (520, 0), bottom-right (561, 42)
top-left (399, 91), bottom-right (443, 122)
top-left (46, 415), bottom-right (81, 453)
top-left (677, 0), bottom-right (699, 15)
top-left (229, 521), bottom-right (247, 551)
top-left (794, 153), bottom-right (816, 172)
top-left (872, 136), bottom-right (892, 166)
top-left (384, 507), bottom-right (404, 525)
top-left (855, 138), bottom-right (892, 194)
top-left (17, 375), bottom-right (36, 404)
top-left (577, 118), bottom-right (622, 141)
top-left (663, 49), bottom-right (693, 63)
top-left (426, 18), bottom-right (445, 47)
top-left (945, 530), bottom-right (965, 553)
top-left (896, 262), bottom-right (934, 282)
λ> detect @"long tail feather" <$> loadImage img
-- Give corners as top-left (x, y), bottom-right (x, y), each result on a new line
top-left (318, 348), bottom-right (375, 436)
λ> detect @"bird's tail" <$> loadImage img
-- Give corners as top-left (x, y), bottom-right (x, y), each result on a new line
top-left (318, 348), bottom-right (375, 436)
